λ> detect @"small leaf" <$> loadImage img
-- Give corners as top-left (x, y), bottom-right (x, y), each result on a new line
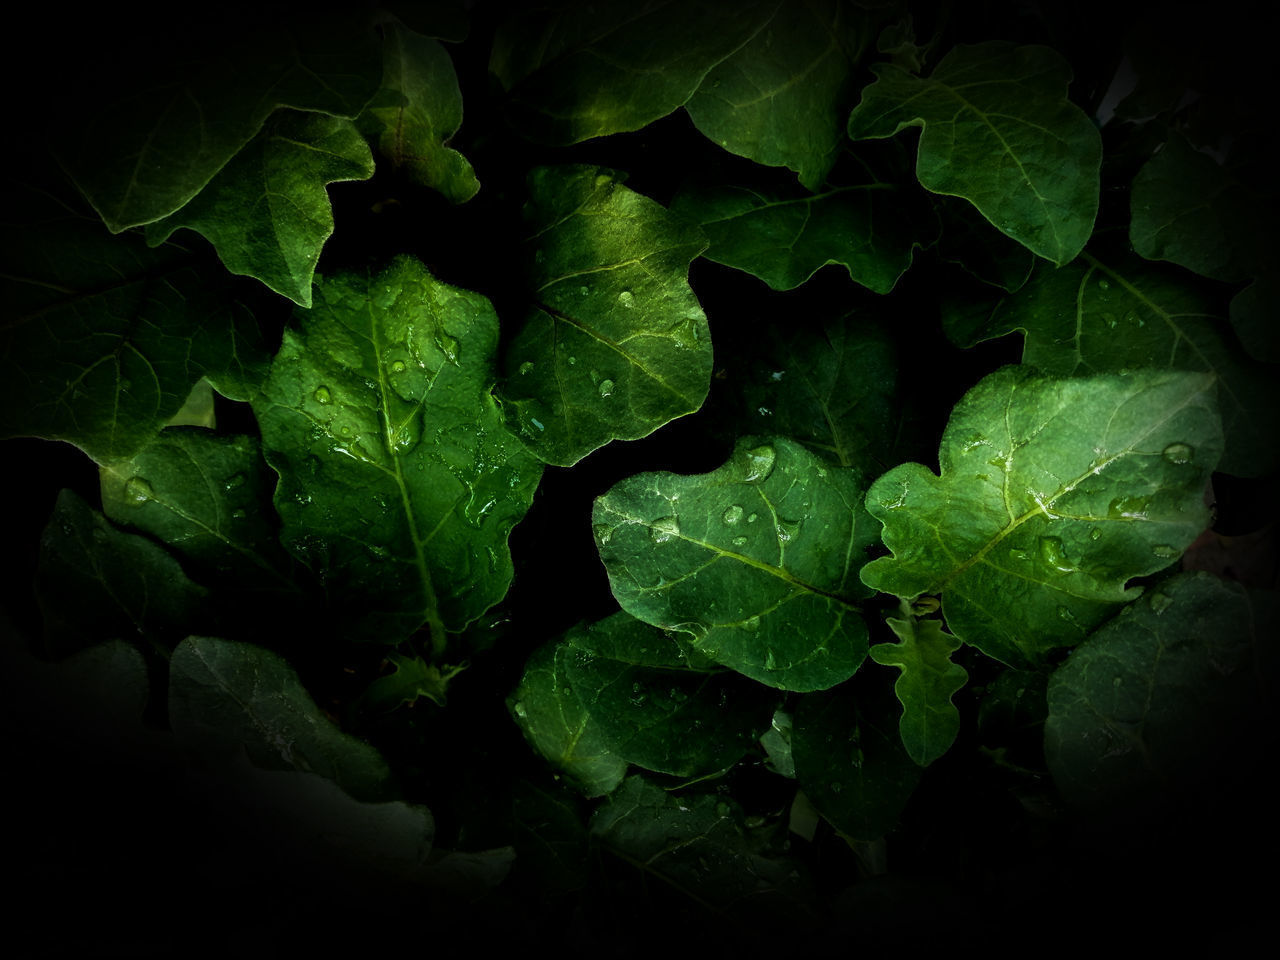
top-left (359, 654), bottom-right (465, 712)
top-left (502, 166), bottom-right (711, 466)
top-left (593, 436), bottom-right (876, 691)
top-left (847, 42), bottom-right (1101, 265)
top-left (861, 366), bottom-right (1223, 667)
top-left (145, 111), bottom-right (375, 307)
top-left (870, 613), bottom-right (968, 765)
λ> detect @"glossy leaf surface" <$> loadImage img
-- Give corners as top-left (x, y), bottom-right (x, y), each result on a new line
top-left (169, 636), bottom-right (397, 802)
top-left (145, 111), bottom-right (374, 307)
top-left (869, 613), bottom-right (967, 766)
top-left (502, 166), bottom-right (711, 466)
top-left (672, 183), bottom-right (918, 293)
top-left (944, 253), bottom-right (1279, 476)
top-left (847, 42), bottom-right (1101, 265)
top-left (593, 436), bottom-right (875, 690)
top-left (357, 22), bottom-right (479, 203)
top-left (253, 257), bottom-right (541, 643)
top-left (861, 366), bottom-right (1222, 666)
top-left (1045, 572), bottom-right (1277, 810)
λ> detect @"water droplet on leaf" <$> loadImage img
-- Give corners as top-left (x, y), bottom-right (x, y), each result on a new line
top-left (124, 476), bottom-right (154, 503)
top-left (1152, 544), bottom-right (1181, 560)
top-left (314, 385), bottom-right (332, 404)
top-left (518, 361), bottom-right (534, 376)
top-left (598, 379), bottom-right (615, 398)
top-left (617, 289), bottom-right (634, 307)
top-left (742, 444), bottom-right (776, 482)
top-left (650, 516), bottom-right (680, 544)
top-left (1038, 536), bottom-right (1075, 573)
top-left (722, 504), bottom-right (744, 524)
top-left (434, 331), bottom-right (460, 364)
top-left (731, 535), bottom-right (747, 546)
top-left (1108, 495), bottom-right (1150, 520)
top-left (389, 360), bottom-right (406, 374)
top-left (1162, 442), bottom-right (1194, 465)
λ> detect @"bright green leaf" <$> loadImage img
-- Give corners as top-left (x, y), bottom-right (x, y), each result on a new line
top-left (671, 182), bottom-right (919, 293)
top-left (53, 14), bottom-right (382, 232)
top-left (943, 253), bottom-right (1279, 477)
top-left (869, 612), bottom-right (968, 765)
top-left (685, 0), bottom-right (869, 189)
top-left (169, 636), bottom-right (398, 803)
top-left (1045, 572), bottom-right (1277, 811)
top-left (501, 166), bottom-right (711, 466)
top-left (252, 257), bottom-right (542, 644)
top-left (358, 654), bottom-right (466, 711)
top-left (847, 42), bottom-right (1101, 265)
top-left (145, 111), bottom-right (375, 307)
top-left (357, 22), bottom-right (479, 203)
top-left (593, 436), bottom-right (876, 691)
top-left (167, 379), bottom-right (217, 428)
top-left (860, 366), bottom-right (1223, 667)
top-left (490, 0), bottom-right (780, 143)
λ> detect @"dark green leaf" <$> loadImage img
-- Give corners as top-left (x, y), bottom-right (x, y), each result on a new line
top-left (502, 166), bottom-right (711, 466)
top-left (169, 636), bottom-right (398, 803)
top-left (847, 42), bottom-right (1101, 265)
top-left (671, 182), bottom-right (919, 293)
top-left (861, 366), bottom-right (1222, 666)
top-left (145, 111), bottom-right (374, 307)
top-left (252, 256), bottom-right (542, 643)
top-left (1229, 277), bottom-right (1280, 364)
top-left (759, 708), bottom-right (795, 778)
top-left (869, 612), bottom-right (967, 765)
top-left (357, 22), bottom-right (479, 203)
top-left (1045, 572), bottom-right (1278, 810)
top-left (593, 436), bottom-right (875, 691)
top-left (511, 779), bottom-right (590, 892)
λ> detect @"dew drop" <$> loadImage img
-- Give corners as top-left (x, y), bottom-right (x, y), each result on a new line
top-left (742, 444), bottom-right (776, 482)
top-left (1089, 527), bottom-right (1102, 541)
top-left (617, 289), bottom-right (634, 307)
top-left (1150, 592), bottom-right (1174, 614)
top-left (1161, 442), bottom-right (1194, 465)
top-left (594, 173), bottom-right (611, 188)
top-left (747, 513), bottom-right (758, 523)
top-left (1152, 543), bottom-right (1181, 560)
top-left (1108, 495), bottom-right (1150, 520)
top-left (757, 406), bottom-right (772, 417)
top-left (434, 331), bottom-right (460, 364)
top-left (776, 519), bottom-right (800, 543)
top-left (513, 702), bottom-right (528, 719)
top-left (715, 802), bottom-right (731, 818)
top-left (223, 472), bottom-right (246, 492)
top-left (722, 504), bottom-right (744, 524)
top-left (389, 359), bottom-right (407, 374)
top-left (1098, 279), bottom-right (1111, 291)
top-left (650, 516), bottom-right (680, 544)
top-left (578, 285), bottom-right (589, 296)
top-left (592, 523), bottom-right (612, 544)
top-left (598, 379), bottom-right (615, 398)
top-left (230, 508), bottom-right (246, 520)
top-left (313, 385), bottom-right (333, 405)
top-left (1038, 536), bottom-right (1075, 573)
top-left (124, 476), bottom-right (154, 503)
top-left (764, 648), bottom-right (777, 670)
top-left (731, 535), bottom-right (748, 546)
top-left (518, 360), bottom-right (535, 376)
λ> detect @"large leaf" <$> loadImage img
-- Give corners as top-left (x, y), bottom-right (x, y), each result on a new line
top-left (1045, 572), bottom-right (1277, 811)
top-left (869, 611), bottom-right (968, 766)
top-left (671, 182), bottom-right (920, 293)
top-left (593, 436), bottom-right (876, 691)
top-left (555, 612), bottom-right (779, 777)
top-left (846, 42), bottom-right (1101, 265)
top-left (501, 166), bottom-right (711, 466)
top-left (943, 253), bottom-right (1279, 477)
top-left (0, 180), bottom-right (269, 462)
top-left (145, 111), bottom-right (374, 307)
top-left (860, 366), bottom-right (1223, 667)
top-left (356, 22), bottom-right (479, 203)
top-left (684, 0), bottom-right (869, 189)
top-left (490, 0), bottom-right (780, 143)
top-left (35, 490), bottom-right (207, 656)
top-left (252, 257), bottom-right (542, 645)
top-left (509, 640), bottom-right (628, 798)
top-left (169, 636), bottom-right (398, 803)
top-left (52, 13), bottom-right (383, 232)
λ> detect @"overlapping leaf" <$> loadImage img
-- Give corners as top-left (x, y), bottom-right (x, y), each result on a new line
top-left (593, 437), bottom-right (876, 691)
top-left (861, 366), bottom-right (1223, 667)
top-left (0, 180), bottom-right (269, 462)
top-left (869, 613), bottom-right (968, 765)
top-left (943, 253), bottom-right (1279, 476)
top-left (357, 22), bottom-right (479, 203)
top-left (847, 41), bottom-right (1101, 265)
top-left (671, 182), bottom-right (919, 293)
top-left (501, 166), bottom-right (711, 466)
top-left (1045, 572), bottom-right (1277, 810)
top-left (145, 111), bottom-right (374, 307)
top-left (252, 256), bottom-right (542, 644)
top-left (53, 13), bottom-right (383, 231)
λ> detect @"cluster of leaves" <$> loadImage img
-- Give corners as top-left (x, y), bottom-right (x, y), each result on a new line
top-left (3, 0), bottom-right (1276, 949)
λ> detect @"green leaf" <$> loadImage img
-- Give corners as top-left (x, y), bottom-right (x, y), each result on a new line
top-left (169, 636), bottom-right (398, 803)
top-left (145, 111), bottom-right (374, 307)
top-left (671, 182), bottom-right (919, 293)
top-left (509, 640), bottom-right (628, 798)
top-left (684, 0), bottom-right (869, 189)
top-left (98, 429), bottom-right (294, 593)
top-left (1230, 277), bottom-right (1280, 364)
top-left (357, 22), bottom-right (479, 203)
top-left (1045, 572), bottom-right (1278, 811)
top-left (847, 42), bottom-right (1101, 265)
top-left (937, 198), bottom-right (1035, 293)
top-left (52, 13), bottom-right (383, 232)
top-left (869, 612), bottom-right (968, 766)
top-left (252, 256), bottom-right (542, 644)
top-left (36, 490), bottom-right (207, 656)
top-left (490, 0), bottom-right (780, 143)
top-left (759, 708), bottom-right (796, 778)
top-left (501, 166), bottom-right (711, 466)
top-left (943, 253), bottom-right (1279, 477)
top-left (860, 366), bottom-right (1223, 667)
top-left (511, 779), bottom-right (590, 892)
top-left (593, 436), bottom-right (876, 691)
top-left (792, 688), bottom-right (922, 839)
top-left (166, 379), bottom-right (217, 428)
top-left (558, 612), bottom-right (779, 778)
top-left (358, 654), bottom-right (465, 711)
top-left (0, 180), bottom-right (269, 462)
